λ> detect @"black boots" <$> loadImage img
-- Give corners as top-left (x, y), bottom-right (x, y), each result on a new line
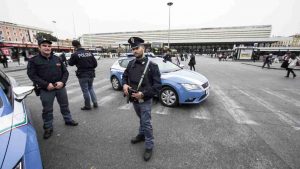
top-left (81, 106), bottom-right (91, 110)
top-left (65, 120), bottom-right (79, 126)
top-left (43, 128), bottom-right (53, 139)
top-left (143, 149), bottom-right (153, 161)
top-left (130, 134), bottom-right (145, 144)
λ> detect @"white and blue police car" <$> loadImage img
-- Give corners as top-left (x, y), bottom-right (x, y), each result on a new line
top-left (0, 70), bottom-right (43, 169)
top-left (110, 54), bottom-right (210, 107)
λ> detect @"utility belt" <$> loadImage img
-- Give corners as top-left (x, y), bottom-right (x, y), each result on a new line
top-left (75, 70), bottom-right (95, 78)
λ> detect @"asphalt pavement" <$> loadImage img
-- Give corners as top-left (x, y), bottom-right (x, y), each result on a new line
top-left (5, 56), bottom-right (300, 169)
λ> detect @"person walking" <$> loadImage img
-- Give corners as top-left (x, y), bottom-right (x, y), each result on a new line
top-left (285, 53), bottom-right (300, 78)
top-left (0, 55), bottom-right (8, 68)
top-left (188, 53), bottom-right (196, 71)
top-left (27, 38), bottom-right (78, 139)
top-left (122, 37), bottom-right (162, 161)
top-left (163, 49), bottom-right (172, 62)
top-left (60, 52), bottom-right (68, 67)
top-left (69, 40), bottom-right (98, 110)
top-left (262, 53), bottom-right (272, 69)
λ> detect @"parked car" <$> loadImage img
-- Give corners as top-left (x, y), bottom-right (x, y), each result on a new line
top-left (0, 70), bottom-right (43, 169)
top-left (110, 54), bottom-right (210, 107)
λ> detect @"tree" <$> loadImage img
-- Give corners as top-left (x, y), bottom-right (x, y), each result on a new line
top-left (35, 32), bottom-right (58, 42)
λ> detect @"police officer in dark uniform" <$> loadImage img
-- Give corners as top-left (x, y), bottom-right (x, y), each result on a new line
top-left (122, 37), bottom-right (162, 161)
top-left (69, 40), bottom-right (98, 110)
top-left (163, 49), bottom-right (172, 62)
top-left (27, 38), bottom-right (78, 139)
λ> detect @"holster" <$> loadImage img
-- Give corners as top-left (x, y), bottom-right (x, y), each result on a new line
top-left (33, 84), bottom-right (41, 96)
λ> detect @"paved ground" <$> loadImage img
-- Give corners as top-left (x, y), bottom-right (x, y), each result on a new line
top-left (5, 56), bottom-right (300, 169)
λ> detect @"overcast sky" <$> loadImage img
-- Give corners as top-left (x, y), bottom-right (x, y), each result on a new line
top-left (1, 0), bottom-right (299, 39)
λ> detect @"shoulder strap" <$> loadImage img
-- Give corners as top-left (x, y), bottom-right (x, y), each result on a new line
top-left (136, 59), bottom-right (150, 91)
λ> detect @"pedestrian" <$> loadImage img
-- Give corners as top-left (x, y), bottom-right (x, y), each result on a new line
top-left (69, 40), bottom-right (98, 110)
top-left (188, 53), bottom-right (196, 71)
top-left (262, 53), bottom-right (272, 69)
top-left (163, 49), bottom-right (172, 62)
top-left (122, 37), bottom-right (162, 161)
top-left (180, 53), bottom-right (184, 61)
top-left (0, 55), bottom-right (8, 68)
top-left (285, 53), bottom-right (300, 78)
top-left (175, 53), bottom-right (180, 65)
top-left (60, 52), bottom-right (68, 67)
top-left (27, 38), bottom-right (78, 139)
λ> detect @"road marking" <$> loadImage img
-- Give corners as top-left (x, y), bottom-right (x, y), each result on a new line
top-left (69, 84), bottom-right (111, 103)
top-left (234, 86), bottom-right (300, 130)
top-left (67, 78), bottom-right (110, 94)
top-left (67, 78), bottom-right (109, 89)
top-left (262, 88), bottom-right (300, 107)
top-left (152, 105), bottom-right (170, 115)
top-left (118, 103), bottom-right (133, 110)
top-left (191, 106), bottom-right (211, 120)
top-left (98, 93), bottom-right (119, 106)
top-left (214, 85), bottom-right (258, 125)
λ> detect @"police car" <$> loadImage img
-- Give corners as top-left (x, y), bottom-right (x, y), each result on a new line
top-left (110, 54), bottom-right (210, 107)
top-left (0, 70), bottom-right (43, 169)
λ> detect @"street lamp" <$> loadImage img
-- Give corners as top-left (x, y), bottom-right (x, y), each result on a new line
top-left (52, 20), bottom-right (59, 51)
top-left (167, 2), bottom-right (173, 48)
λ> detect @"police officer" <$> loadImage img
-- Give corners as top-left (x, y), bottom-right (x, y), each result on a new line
top-left (122, 37), bottom-right (162, 161)
top-left (27, 38), bottom-right (78, 139)
top-left (69, 40), bottom-right (98, 110)
top-left (163, 48), bottom-right (172, 62)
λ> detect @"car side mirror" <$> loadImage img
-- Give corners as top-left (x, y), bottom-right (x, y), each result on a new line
top-left (13, 86), bottom-right (34, 102)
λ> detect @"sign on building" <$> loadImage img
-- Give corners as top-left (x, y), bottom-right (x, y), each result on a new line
top-left (239, 49), bottom-right (253, 59)
top-left (151, 42), bottom-right (163, 48)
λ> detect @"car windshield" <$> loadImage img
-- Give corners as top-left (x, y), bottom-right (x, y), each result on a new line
top-left (151, 58), bottom-right (182, 73)
top-left (119, 57), bottom-right (181, 73)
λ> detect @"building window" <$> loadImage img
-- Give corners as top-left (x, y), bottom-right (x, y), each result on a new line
top-left (7, 32), bottom-right (9, 35)
top-left (14, 32), bottom-right (16, 36)
top-left (16, 38), bottom-right (18, 41)
top-left (20, 33), bottom-right (22, 36)
top-left (0, 31), bottom-right (2, 34)
top-left (9, 38), bottom-right (11, 41)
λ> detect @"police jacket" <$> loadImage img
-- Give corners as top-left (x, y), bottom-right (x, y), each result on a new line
top-left (68, 48), bottom-right (97, 78)
top-left (122, 57), bottom-right (162, 101)
top-left (27, 53), bottom-right (69, 89)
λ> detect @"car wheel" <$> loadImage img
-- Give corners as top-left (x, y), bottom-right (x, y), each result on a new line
top-left (160, 87), bottom-right (178, 107)
top-left (111, 76), bottom-right (121, 90)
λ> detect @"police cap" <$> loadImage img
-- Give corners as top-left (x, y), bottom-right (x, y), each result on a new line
top-left (37, 38), bottom-right (52, 45)
top-left (128, 37), bottom-right (144, 48)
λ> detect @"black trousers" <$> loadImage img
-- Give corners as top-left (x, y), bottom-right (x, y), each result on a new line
top-left (262, 62), bottom-right (270, 69)
top-left (286, 68), bottom-right (296, 77)
top-left (2, 62), bottom-right (8, 68)
top-left (40, 87), bottom-right (73, 129)
top-left (190, 65), bottom-right (195, 71)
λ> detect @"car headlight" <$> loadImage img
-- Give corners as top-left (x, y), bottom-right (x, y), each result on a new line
top-left (13, 159), bottom-right (23, 169)
top-left (181, 83), bottom-right (200, 90)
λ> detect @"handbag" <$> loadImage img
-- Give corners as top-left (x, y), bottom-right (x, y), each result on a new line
top-left (281, 60), bottom-right (289, 68)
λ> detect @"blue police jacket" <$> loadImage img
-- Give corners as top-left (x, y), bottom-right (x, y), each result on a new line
top-left (122, 57), bottom-right (162, 101)
top-left (27, 53), bottom-right (69, 89)
top-left (68, 48), bottom-right (97, 78)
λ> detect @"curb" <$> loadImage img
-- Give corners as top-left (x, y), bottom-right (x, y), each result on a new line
top-left (3, 68), bottom-right (27, 73)
top-left (241, 63), bottom-right (300, 71)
